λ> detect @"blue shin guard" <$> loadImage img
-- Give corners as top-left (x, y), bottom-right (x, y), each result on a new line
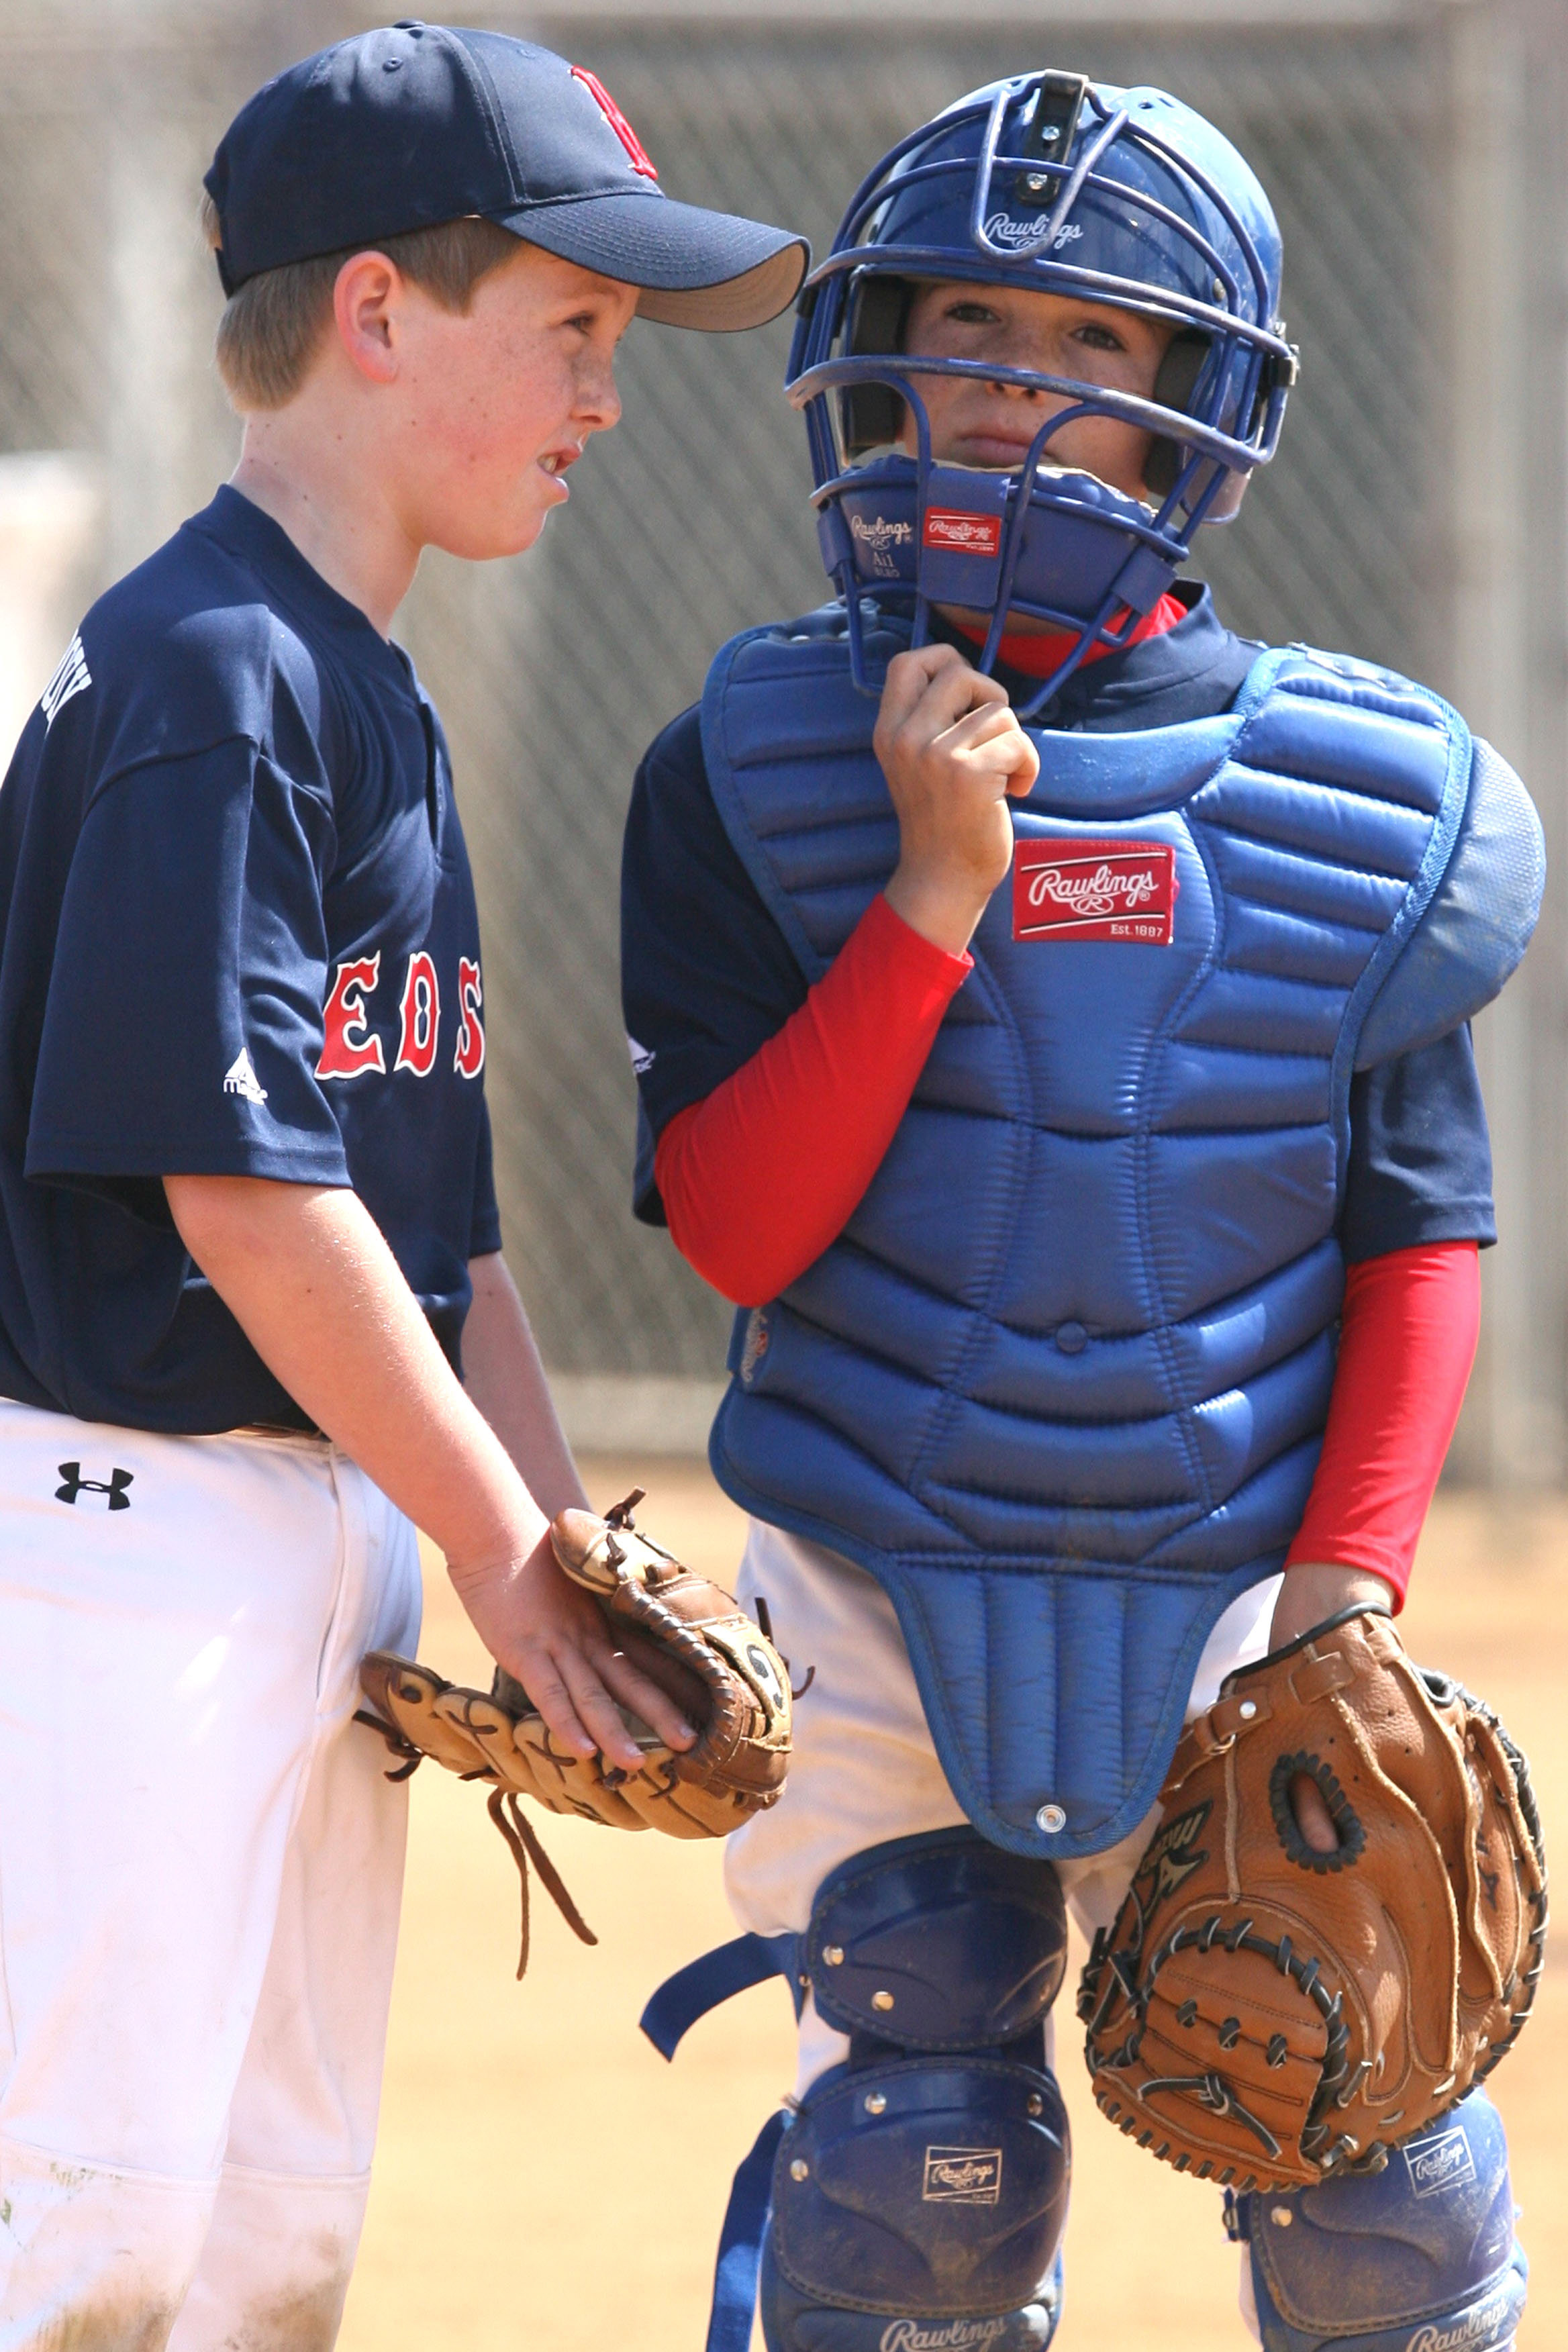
top-left (643, 1828), bottom-right (1072, 2352)
top-left (759, 2047), bottom-right (1068, 2352)
top-left (1227, 2089), bottom-right (1526, 2352)
top-left (761, 2231), bottom-right (1063, 2352)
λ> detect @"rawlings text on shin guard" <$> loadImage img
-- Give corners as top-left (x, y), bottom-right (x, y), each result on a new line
top-left (761, 2230), bottom-right (1063, 2352)
top-left (642, 1828), bottom-right (1071, 2352)
top-left (1226, 2087), bottom-right (1526, 2352)
top-left (1079, 1608), bottom-right (1547, 2191)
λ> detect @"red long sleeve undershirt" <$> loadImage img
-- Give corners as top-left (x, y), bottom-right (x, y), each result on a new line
top-left (656, 897), bottom-right (1480, 1602)
top-left (950, 591), bottom-right (1189, 678)
top-left (1283, 1239), bottom-right (1479, 1602)
top-left (656, 893), bottom-right (972, 1306)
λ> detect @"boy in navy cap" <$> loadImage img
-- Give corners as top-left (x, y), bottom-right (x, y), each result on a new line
top-left (0, 22), bottom-right (803, 2347)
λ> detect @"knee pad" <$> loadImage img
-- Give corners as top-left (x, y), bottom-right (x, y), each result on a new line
top-left (766, 1829), bottom-right (1071, 2352)
top-left (644, 1828), bottom-right (1071, 2352)
top-left (1226, 2089), bottom-right (1526, 2352)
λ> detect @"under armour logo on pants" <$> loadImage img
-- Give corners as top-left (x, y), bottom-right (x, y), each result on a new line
top-left (56, 1462), bottom-right (134, 1510)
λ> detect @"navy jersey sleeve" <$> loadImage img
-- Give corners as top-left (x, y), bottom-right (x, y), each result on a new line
top-left (622, 703), bottom-right (807, 1224)
top-left (26, 737), bottom-right (349, 1204)
top-left (1340, 1025), bottom-right (1494, 1261)
top-left (469, 1093), bottom-right (502, 1258)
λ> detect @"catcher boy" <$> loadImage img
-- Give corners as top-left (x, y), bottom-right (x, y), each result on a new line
top-left (0, 23), bottom-right (803, 2347)
top-left (624, 72), bottom-right (1545, 2352)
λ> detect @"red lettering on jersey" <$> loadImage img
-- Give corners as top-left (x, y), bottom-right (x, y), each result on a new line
top-left (570, 66), bottom-right (658, 179)
top-left (394, 952), bottom-right (440, 1078)
top-left (454, 957), bottom-right (486, 1079)
top-left (317, 954), bottom-right (386, 1079)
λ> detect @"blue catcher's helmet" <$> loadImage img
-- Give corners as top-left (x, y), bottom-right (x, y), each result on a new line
top-left (785, 71), bottom-right (1297, 716)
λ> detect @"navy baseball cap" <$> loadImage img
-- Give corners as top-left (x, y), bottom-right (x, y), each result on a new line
top-left (204, 21), bottom-right (808, 332)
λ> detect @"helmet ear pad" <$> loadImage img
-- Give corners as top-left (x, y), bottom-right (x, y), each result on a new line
top-left (1143, 326), bottom-right (1212, 497)
top-left (840, 275), bottom-right (916, 458)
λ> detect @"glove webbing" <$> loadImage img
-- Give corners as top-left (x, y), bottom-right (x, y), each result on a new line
top-left (597, 1547), bottom-right (737, 1759)
top-left (1088, 1910), bottom-right (1361, 2183)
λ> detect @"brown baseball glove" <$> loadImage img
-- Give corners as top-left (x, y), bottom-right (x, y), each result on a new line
top-left (357, 1491), bottom-right (795, 1971)
top-left (1077, 1604), bottom-right (1547, 2192)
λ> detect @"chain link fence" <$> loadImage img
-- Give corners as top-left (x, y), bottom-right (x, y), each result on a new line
top-left (0, 2), bottom-right (1563, 1463)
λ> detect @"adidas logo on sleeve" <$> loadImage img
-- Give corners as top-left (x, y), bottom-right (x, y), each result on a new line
top-left (222, 1048), bottom-right (268, 1105)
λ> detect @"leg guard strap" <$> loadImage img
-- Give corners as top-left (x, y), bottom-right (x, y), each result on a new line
top-left (642, 1932), bottom-right (803, 2059)
top-left (707, 2111), bottom-right (791, 2352)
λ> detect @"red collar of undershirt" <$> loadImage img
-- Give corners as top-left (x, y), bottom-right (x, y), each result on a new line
top-left (951, 589), bottom-right (1187, 680)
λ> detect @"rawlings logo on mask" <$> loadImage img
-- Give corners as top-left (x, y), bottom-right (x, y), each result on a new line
top-left (849, 512), bottom-right (915, 578)
top-left (922, 509), bottom-right (1003, 556)
top-left (983, 211), bottom-right (1083, 253)
top-left (849, 514), bottom-right (914, 552)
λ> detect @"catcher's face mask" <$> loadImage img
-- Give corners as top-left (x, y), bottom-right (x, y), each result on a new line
top-left (787, 71), bottom-right (1297, 718)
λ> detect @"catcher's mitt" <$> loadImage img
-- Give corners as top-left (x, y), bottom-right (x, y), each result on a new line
top-left (357, 1491), bottom-right (795, 1971)
top-left (1078, 1604), bottom-right (1546, 2192)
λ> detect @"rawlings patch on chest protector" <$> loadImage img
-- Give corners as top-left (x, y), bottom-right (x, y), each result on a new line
top-left (922, 508), bottom-right (1003, 556)
top-left (1012, 838), bottom-right (1177, 944)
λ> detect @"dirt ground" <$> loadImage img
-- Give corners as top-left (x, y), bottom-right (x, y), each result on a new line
top-left (338, 1465), bottom-right (1565, 2352)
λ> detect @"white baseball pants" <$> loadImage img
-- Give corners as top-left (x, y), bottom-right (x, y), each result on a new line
top-left (0, 1398), bottom-right (422, 2352)
top-left (723, 1519), bottom-right (1281, 2341)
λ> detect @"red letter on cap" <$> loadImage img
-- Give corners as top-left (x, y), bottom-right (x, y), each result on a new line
top-left (571, 66), bottom-right (658, 179)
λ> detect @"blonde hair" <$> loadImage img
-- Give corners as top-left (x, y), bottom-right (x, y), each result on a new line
top-left (201, 193), bottom-right (522, 411)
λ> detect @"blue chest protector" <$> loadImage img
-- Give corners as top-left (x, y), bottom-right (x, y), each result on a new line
top-left (697, 608), bottom-right (1542, 1863)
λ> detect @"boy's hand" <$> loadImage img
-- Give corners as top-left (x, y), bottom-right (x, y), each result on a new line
top-left (1269, 1560), bottom-right (1395, 1653)
top-left (446, 1531), bottom-right (698, 1771)
top-left (877, 642), bottom-right (1040, 955)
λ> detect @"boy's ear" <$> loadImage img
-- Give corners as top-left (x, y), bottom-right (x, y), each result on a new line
top-left (332, 252), bottom-right (405, 384)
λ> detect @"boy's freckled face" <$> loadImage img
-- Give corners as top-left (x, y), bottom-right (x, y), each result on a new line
top-left (898, 281), bottom-right (1175, 501)
top-left (389, 244), bottom-right (638, 561)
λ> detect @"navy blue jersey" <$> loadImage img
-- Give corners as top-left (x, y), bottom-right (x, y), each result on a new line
top-left (622, 585), bottom-right (1494, 1264)
top-left (0, 485), bottom-right (499, 1432)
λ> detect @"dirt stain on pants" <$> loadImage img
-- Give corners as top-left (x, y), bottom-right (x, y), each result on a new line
top-left (205, 2269), bottom-right (352, 2352)
top-left (37, 2296), bottom-right (180, 2352)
